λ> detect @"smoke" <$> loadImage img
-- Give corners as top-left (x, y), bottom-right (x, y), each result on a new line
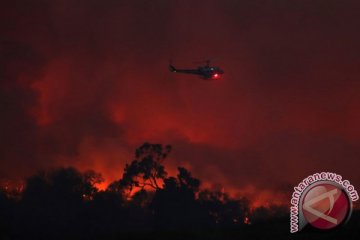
top-left (1, 0), bottom-right (360, 204)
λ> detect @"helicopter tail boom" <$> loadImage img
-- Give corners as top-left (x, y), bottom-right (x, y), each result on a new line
top-left (169, 65), bottom-right (177, 72)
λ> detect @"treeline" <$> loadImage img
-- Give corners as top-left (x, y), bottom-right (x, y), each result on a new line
top-left (0, 143), bottom-right (288, 240)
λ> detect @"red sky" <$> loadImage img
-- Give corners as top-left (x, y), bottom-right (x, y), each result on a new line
top-left (1, 0), bottom-right (360, 206)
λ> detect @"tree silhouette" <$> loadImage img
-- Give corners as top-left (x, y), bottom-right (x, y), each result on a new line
top-left (22, 167), bottom-right (101, 204)
top-left (199, 190), bottom-right (250, 226)
top-left (19, 167), bottom-right (104, 239)
top-left (177, 167), bottom-right (200, 192)
top-left (149, 167), bottom-right (207, 230)
top-left (109, 143), bottom-right (171, 197)
top-left (3, 143), bottom-right (351, 240)
top-left (251, 204), bottom-right (288, 223)
top-left (0, 188), bottom-right (13, 239)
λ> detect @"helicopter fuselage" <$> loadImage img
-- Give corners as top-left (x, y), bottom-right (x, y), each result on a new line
top-left (169, 64), bottom-right (224, 80)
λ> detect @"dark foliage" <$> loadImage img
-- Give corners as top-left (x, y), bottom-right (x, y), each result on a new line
top-left (0, 143), bottom-right (358, 240)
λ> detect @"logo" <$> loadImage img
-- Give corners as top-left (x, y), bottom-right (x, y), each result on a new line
top-left (290, 172), bottom-right (358, 233)
top-left (302, 183), bottom-right (350, 229)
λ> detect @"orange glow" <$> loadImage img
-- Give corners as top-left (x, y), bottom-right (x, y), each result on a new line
top-left (95, 180), bottom-right (110, 191)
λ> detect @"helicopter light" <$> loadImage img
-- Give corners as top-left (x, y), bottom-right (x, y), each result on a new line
top-left (213, 73), bottom-right (219, 78)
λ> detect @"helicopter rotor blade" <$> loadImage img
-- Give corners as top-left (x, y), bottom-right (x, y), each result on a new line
top-left (192, 58), bottom-right (219, 65)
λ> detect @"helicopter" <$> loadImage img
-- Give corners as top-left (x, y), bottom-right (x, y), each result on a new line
top-left (169, 60), bottom-right (224, 80)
